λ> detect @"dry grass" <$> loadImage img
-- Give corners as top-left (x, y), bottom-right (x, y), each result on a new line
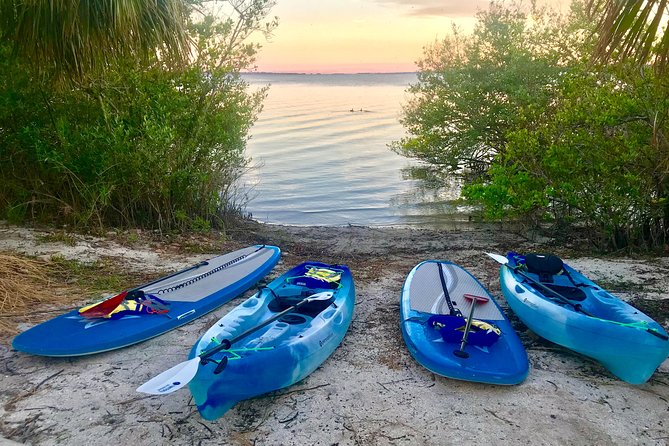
top-left (0, 253), bottom-right (84, 340)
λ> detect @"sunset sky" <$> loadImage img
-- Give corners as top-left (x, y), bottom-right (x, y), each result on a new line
top-left (251, 0), bottom-right (491, 73)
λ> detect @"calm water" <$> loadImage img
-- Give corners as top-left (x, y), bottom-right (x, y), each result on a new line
top-left (241, 73), bottom-right (464, 227)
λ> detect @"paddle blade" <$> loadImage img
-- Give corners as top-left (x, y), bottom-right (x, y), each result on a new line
top-left (485, 253), bottom-right (509, 265)
top-left (79, 290), bottom-right (128, 319)
top-left (308, 291), bottom-right (334, 301)
top-left (136, 357), bottom-right (201, 395)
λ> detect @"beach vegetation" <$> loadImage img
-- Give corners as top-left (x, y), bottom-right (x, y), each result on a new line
top-left (0, 0), bottom-right (276, 232)
top-left (397, 1), bottom-right (669, 250)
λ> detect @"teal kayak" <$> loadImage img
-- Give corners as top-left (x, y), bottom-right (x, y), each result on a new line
top-left (500, 252), bottom-right (669, 384)
top-left (188, 261), bottom-right (355, 420)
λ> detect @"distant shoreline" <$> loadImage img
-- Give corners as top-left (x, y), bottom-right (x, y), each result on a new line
top-left (241, 71), bottom-right (418, 76)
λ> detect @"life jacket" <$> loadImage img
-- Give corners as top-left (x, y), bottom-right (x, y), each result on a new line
top-left (286, 266), bottom-right (343, 289)
top-left (78, 291), bottom-right (170, 319)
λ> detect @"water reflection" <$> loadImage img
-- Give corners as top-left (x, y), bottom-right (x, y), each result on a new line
top-left (241, 73), bottom-right (472, 228)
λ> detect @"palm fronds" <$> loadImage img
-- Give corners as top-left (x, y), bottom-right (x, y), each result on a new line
top-left (0, 0), bottom-right (191, 77)
top-left (588, 0), bottom-right (669, 71)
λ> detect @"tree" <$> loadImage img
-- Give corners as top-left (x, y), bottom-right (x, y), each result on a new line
top-left (392, 2), bottom-right (581, 179)
top-left (0, 1), bottom-right (278, 230)
top-left (0, 0), bottom-right (191, 78)
top-left (464, 64), bottom-right (669, 249)
top-left (588, 0), bottom-right (669, 71)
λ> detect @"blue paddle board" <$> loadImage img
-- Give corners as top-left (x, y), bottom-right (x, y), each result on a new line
top-left (12, 245), bottom-right (281, 356)
top-left (400, 260), bottom-right (529, 384)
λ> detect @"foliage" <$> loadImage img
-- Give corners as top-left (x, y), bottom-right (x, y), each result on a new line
top-left (0, 0), bottom-right (191, 79)
top-left (397, 1), bottom-right (669, 249)
top-left (587, 0), bottom-right (669, 72)
top-left (0, 2), bottom-right (276, 231)
top-left (392, 2), bottom-right (589, 178)
top-left (465, 66), bottom-right (669, 249)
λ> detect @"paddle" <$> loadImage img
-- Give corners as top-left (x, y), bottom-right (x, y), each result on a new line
top-left (486, 253), bottom-right (669, 341)
top-left (136, 291), bottom-right (334, 395)
top-left (79, 260), bottom-right (209, 318)
top-left (453, 294), bottom-right (490, 359)
top-left (486, 253), bottom-right (594, 317)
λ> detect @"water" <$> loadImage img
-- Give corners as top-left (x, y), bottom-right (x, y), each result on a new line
top-left (241, 73), bottom-right (464, 227)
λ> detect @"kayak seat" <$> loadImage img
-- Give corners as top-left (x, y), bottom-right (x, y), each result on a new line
top-left (525, 253), bottom-right (563, 283)
top-left (267, 292), bottom-right (335, 318)
top-left (528, 282), bottom-right (587, 301)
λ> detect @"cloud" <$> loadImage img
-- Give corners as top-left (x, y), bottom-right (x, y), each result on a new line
top-left (373, 0), bottom-right (490, 17)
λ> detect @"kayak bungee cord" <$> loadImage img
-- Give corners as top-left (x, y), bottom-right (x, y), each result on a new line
top-left (153, 245), bottom-right (267, 295)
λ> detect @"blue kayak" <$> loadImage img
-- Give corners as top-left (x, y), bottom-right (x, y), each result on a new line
top-left (400, 261), bottom-right (529, 385)
top-left (500, 252), bottom-right (669, 384)
top-left (12, 245), bottom-right (281, 356)
top-left (188, 262), bottom-right (355, 420)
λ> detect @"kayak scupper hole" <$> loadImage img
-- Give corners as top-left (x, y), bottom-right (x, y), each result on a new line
top-left (515, 285), bottom-right (525, 293)
top-left (279, 314), bottom-right (308, 325)
top-left (243, 298), bottom-right (259, 308)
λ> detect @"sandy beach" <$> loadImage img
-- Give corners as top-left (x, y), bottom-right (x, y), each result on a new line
top-left (0, 221), bottom-right (667, 445)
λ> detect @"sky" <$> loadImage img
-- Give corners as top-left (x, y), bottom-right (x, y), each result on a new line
top-left (250, 0), bottom-right (492, 73)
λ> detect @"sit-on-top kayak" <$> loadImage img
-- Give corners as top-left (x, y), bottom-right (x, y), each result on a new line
top-left (12, 245), bottom-right (281, 356)
top-left (400, 260), bottom-right (529, 385)
top-left (498, 252), bottom-right (669, 384)
top-left (187, 261), bottom-right (355, 420)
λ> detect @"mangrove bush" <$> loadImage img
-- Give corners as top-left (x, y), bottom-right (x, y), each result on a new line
top-left (396, 1), bottom-right (669, 250)
top-left (0, 1), bottom-right (276, 231)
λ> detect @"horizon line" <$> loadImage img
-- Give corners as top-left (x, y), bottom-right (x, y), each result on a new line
top-left (242, 70), bottom-right (418, 75)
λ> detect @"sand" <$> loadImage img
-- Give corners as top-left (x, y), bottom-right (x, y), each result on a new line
top-left (0, 222), bottom-right (667, 445)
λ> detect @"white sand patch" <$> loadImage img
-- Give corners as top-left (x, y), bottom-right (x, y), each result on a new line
top-left (1, 223), bottom-right (667, 445)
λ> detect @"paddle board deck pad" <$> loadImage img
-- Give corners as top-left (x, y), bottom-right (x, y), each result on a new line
top-left (500, 252), bottom-right (669, 384)
top-left (188, 261), bottom-right (355, 420)
top-left (400, 260), bottom-right (529, 384)
top-left (12, 245), bottom-right (281, 356)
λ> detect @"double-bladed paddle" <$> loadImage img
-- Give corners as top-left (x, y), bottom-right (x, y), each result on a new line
top-left (136, 291), bottom-right (334, 395)
top-left (486, 252), bottom-right (593, 316)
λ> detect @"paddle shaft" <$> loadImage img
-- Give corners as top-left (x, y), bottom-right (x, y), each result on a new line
top-left (454, 294), bottom-right (489, 358)
top-left (200, 292), bottom-right (331, 363)
top-left (488, 253), bottom-right (669, 341)
top-left (511, 263), bottom-right (669, 339)
top-left (503, 264), bottom-right (594, 317)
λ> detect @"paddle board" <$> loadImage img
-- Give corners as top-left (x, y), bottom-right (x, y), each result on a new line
top-left (12, 245), bottom-right (281, 356)
top-left (400, 260), bottom-right (529, 384)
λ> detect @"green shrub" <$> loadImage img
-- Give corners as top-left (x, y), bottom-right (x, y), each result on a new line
top-left (0, 5), bottom-right (274, 231)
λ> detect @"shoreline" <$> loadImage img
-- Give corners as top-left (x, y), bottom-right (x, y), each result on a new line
top-left (0, 222), bottom-right (668, 445)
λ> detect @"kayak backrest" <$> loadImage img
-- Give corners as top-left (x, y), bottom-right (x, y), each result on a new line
top-left (525, 253), bottom-right (563, 282)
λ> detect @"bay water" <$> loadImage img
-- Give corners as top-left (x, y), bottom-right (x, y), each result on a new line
top-left (241, 73), bottom-right (464, 227)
